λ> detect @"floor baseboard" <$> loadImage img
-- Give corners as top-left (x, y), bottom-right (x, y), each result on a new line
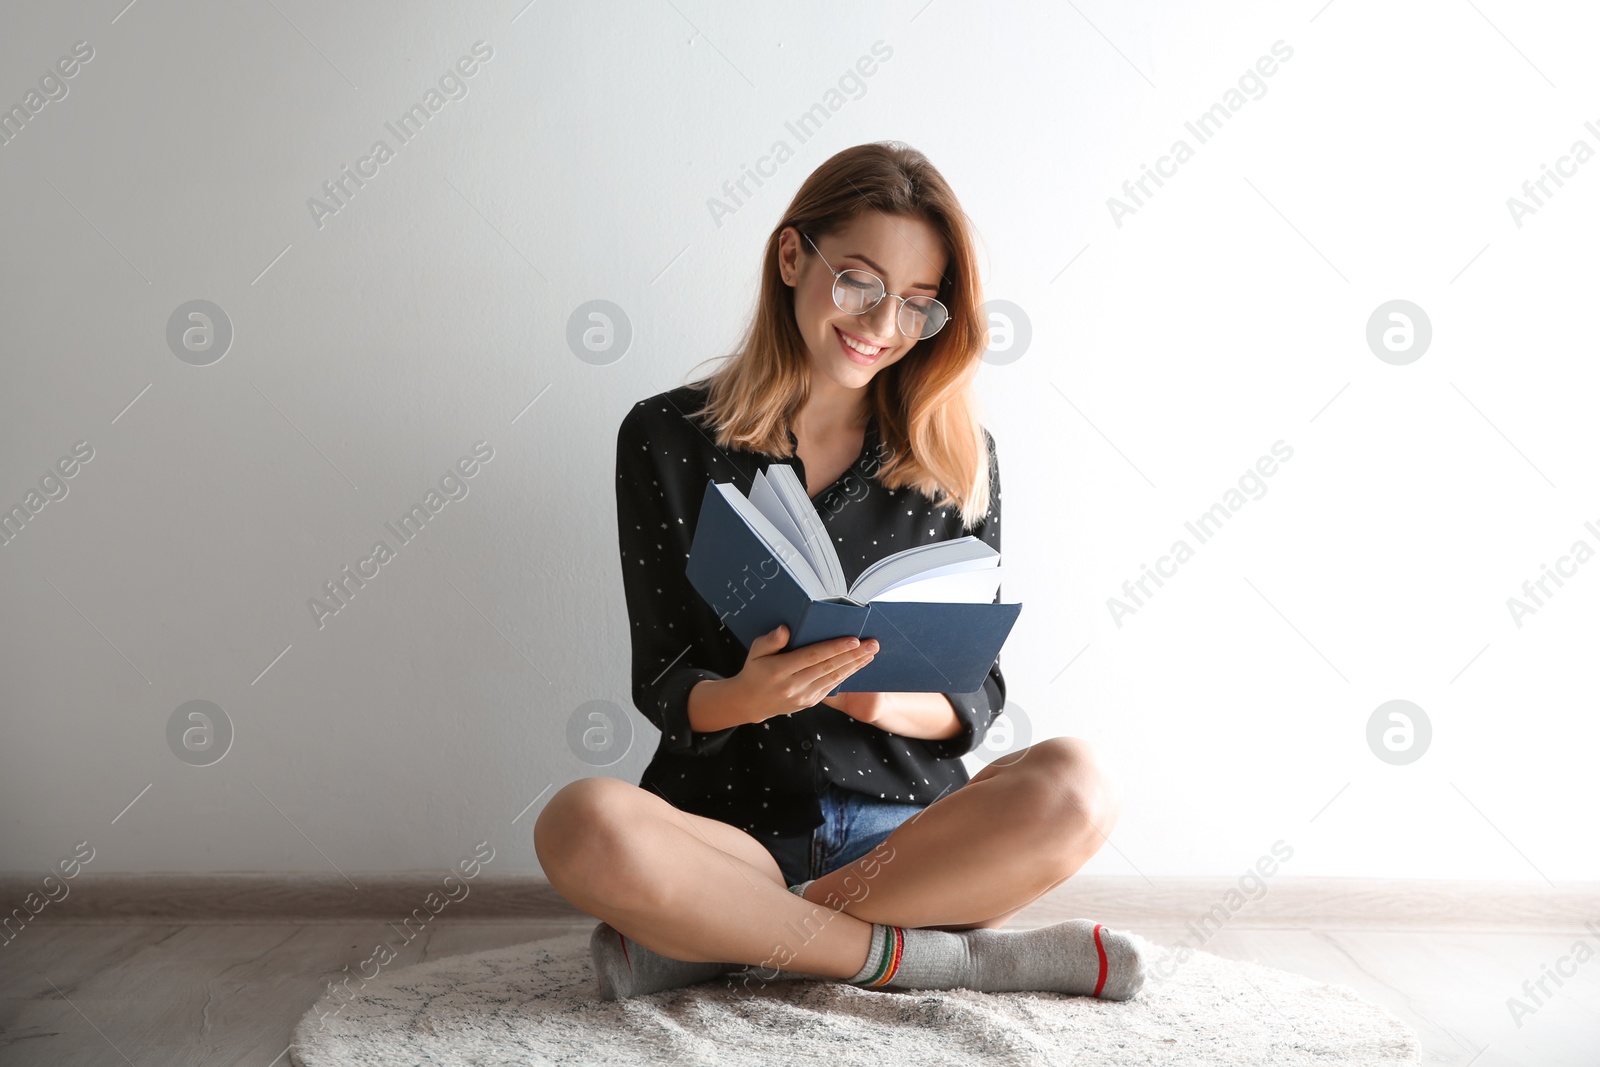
top-left (3, 872), bottom-right (1594, 928)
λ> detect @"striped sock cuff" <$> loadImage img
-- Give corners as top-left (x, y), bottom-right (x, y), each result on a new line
top-left (847, 923), bottom-right (905, 987)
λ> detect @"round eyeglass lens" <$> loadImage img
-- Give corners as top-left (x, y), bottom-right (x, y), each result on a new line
top-left (900, 298), bottom-right (946, 339)
top-left (833, 270), bottom-right (882, 313)
top-left (831, 270), bottom-right (948, 339)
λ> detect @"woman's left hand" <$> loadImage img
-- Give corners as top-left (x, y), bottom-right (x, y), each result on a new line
top-left (819, 690), bottom-right (894, 724)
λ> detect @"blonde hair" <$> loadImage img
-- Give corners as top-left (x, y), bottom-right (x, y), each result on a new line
top-left (682, 141), bottom-right (994, 529)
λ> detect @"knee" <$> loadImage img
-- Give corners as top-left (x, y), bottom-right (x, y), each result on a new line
top-left (1016, 736), bottom-right (1123, 840)
top-left (533, 777), bottom-right (640, 885)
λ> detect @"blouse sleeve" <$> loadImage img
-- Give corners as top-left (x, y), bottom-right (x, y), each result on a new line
top-left (614, 407), bottom-right (739, 758)
top-left (919, 429), bottom-right (1007, 761)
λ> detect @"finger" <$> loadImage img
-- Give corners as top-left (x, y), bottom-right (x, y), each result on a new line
top-left (750, 624), bottom-right (788, 656)
top-left (797, 647), bottom-right (876, 692)
top-left (806, 652), bottom-right (876, 704)
top-left (782, 634), bottom-right (868, 672)
top-left (774, 634), bottom-right (877, 692)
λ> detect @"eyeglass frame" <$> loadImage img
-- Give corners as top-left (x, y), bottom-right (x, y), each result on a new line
top-left (798, 231), bottom-right (950, 341)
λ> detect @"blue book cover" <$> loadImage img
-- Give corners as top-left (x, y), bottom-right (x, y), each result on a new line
top-left (684, 473), bottom-right (1022, 694)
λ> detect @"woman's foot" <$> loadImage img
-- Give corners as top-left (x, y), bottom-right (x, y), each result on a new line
top-left (843, 918), bottom-right (1147, 999)
top-left (589, 921), bottom-right (741, 1000)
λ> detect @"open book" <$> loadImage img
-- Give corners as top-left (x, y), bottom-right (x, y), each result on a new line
top-left (685, 463), bottom-right (1022, 694)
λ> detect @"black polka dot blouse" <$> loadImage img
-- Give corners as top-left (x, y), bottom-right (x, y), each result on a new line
top-left (614, 382), bottom-right (1006, 840)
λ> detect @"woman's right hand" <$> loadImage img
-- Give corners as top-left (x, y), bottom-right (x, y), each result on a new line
top-left (732, 624), bottom-right (880, 722)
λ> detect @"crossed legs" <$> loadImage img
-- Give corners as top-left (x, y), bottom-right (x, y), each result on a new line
top-left (534, 736), bottom-right (1122, 980)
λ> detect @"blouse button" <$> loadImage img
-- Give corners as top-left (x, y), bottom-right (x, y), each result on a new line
top-left (801, 740), bottom-right (813, 750)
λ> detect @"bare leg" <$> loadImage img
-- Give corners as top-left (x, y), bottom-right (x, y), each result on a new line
top-left (801, 737), bottom-right (1123, 931)
top-left (535, 777), bottom-right (873, 979)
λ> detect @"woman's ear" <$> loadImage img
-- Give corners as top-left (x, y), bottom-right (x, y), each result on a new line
top-left (778, 225), bottom-right (809, 288)
top-left (777, 228), bottom-right (796, 286)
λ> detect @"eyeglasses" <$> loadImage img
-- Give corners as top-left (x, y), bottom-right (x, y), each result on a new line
top-left (800, 231), bottom-right (950, 341)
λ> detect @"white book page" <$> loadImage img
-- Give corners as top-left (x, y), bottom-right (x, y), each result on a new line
top-left (869, 565), bottom-right (1003, 604)
top-left (715, 483), bottom-right (828, 599)
top-left (747, 471), bottom-right (829, 590)
top-left (856, 554), bottom-right (997, 601)
top-left (763, 464), bottom-right (846, 597)
top-left (848, 537), bottom-right (996, 602)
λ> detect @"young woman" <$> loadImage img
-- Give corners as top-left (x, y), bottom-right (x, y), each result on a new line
top-left (535, 142), bottom-right (1146, 1003)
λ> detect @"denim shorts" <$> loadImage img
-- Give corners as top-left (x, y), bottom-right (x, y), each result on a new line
top-left (761, 781), bottom-right (929, 887)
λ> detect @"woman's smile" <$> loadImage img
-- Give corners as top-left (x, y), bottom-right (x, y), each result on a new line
top-left (834, 324), bottom-right (890, 365)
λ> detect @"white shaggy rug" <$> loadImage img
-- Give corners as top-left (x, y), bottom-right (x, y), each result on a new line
top-left (290, 929), bottom-right (1420, 1066)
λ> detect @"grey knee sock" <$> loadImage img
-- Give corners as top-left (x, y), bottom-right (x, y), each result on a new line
top-left (589, 921), bottom-right (738, 1000)
top-left (846, 919), bottom-right (1146, 999)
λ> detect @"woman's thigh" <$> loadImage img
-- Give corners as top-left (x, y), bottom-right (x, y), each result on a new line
top-left (544, 777), bottom-right (788, 888)
top-left (669, 806), bottom-right (789, 886)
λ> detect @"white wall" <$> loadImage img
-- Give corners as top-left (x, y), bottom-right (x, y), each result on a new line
top-left (2, 0), bottom-right (1594, 882)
